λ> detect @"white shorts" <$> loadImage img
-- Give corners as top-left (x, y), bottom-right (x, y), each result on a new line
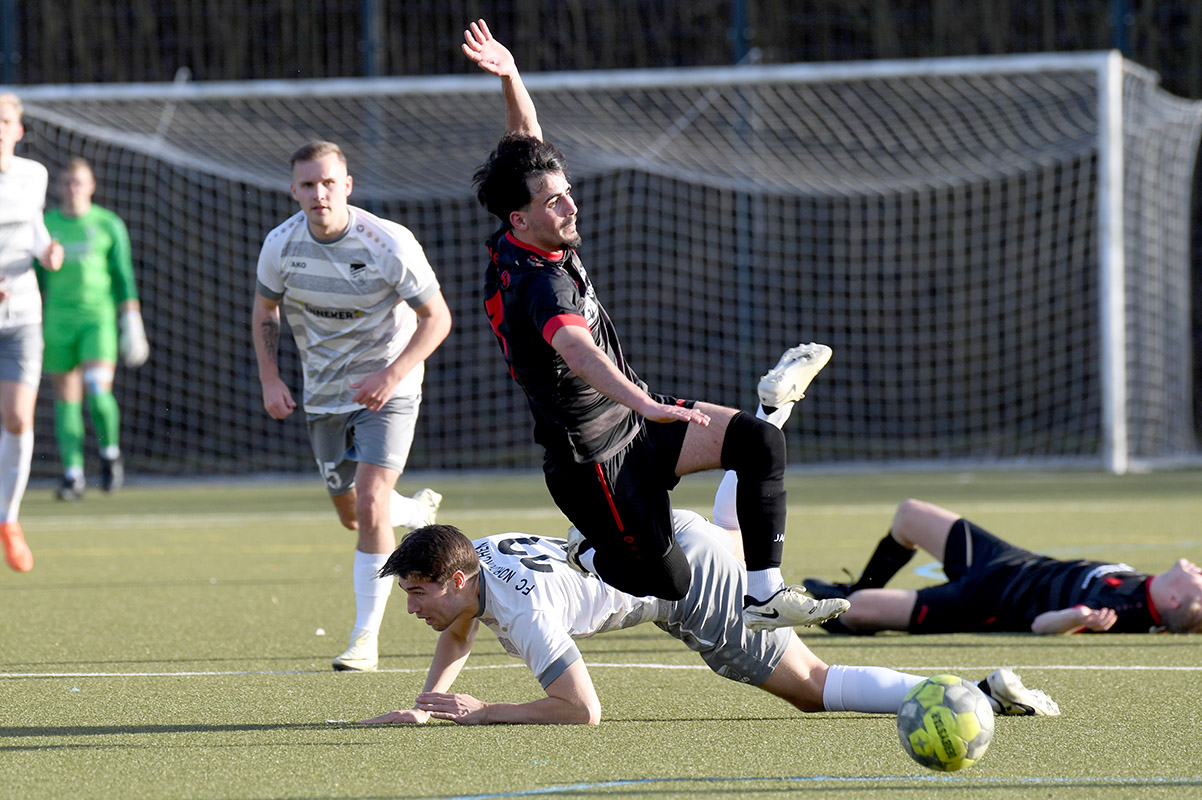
top-left (0, 324), bottom-right (43, 387)
top-left (660, 511), bottom-right (793, 686)
top-left (306, 394), bottom-right (421, 496)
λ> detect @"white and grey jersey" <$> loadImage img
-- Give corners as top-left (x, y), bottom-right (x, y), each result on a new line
top-left (474, 531), bottom-right (666, 688)
top-left (256, 206), bottom-right (440, 414)
top-left (474, 509), bottom-right (791, 689)
top-left (0, 156), bottom-right (52, 329)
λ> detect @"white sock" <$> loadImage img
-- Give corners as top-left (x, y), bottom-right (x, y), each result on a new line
top-left (757, 401), bottom-right (794, 429)
top-left (101, 445), bottom-right (120, 460)
top-left (712, 470), bottom-right (740, 530)
top-left (0, 430), bottom-right (33, 523)
top-left (822, 664), bottom-right (926, 713)
top-left (745, 567), bottom-right (784, 603)
top-left (712, 402), bottom-right (794, 529)
top-left (351, 550), bottom-right (393, 640)
top-left (578, 548), bottom-right (597, 573)
top-left (389, 489), bottom-right (423, 529)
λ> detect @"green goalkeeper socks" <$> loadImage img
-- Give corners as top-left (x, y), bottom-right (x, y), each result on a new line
top-left (87, 389), bottom-right (122, 451)
top-left (54, 400), bottom-right (86, 472)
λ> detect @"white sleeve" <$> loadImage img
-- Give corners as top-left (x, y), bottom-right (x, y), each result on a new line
top-left (27, 162), bottom-right (51, 256)
top-left (508, 609), bottom-right (582, 689)
top-left (388, 226), bottom-right (439, 306)
top-left (255, 230), bottom-right (286, 298)
top-left (31, 217), bottom-right (51, 257)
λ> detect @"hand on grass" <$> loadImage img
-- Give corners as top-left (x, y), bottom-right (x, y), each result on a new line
top-left (356, 708), bottom-right (430, 725)
top-left (415, 691), bottom-right (488, 724)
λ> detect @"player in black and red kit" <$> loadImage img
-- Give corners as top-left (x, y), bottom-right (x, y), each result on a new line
top-left (462, 20), bottom-right (846, 632)
top-left (805, 498), bottom-right (1202, 635)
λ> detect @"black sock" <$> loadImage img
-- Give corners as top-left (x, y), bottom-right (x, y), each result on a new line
top-left (849, 531), bottom-right (915, 590)
top-left (719, 412), bottom-right (787, 571)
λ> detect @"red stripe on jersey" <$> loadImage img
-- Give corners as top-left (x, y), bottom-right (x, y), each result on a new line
top-left (915, 605), bottom-right (929, 625)
top-left (594, 464), bottom-right (625, 533)
top-left (1145, 576), bottom-right (1163, 626)
top-left (505, 230), bottom-right (566, 261)
top-left (484, 290), bottom-right (516, 380)
top-left (542, 313), bottom-right (588, 345)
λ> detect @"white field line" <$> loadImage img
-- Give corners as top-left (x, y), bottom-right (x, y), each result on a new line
top-left (30, 498), bottom-right (1200, 531)
top-left (4, 662), bottom-right (1202, 680)
top-left (443, 774), bottom-right (1202, 799)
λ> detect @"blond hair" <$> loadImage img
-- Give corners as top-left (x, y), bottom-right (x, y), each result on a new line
top-left (61, 157), bottom-right (94, 178)
top-left (289, 141), bottom-right (346, 170)
top-left (0, 93), bottom-right (23, 120)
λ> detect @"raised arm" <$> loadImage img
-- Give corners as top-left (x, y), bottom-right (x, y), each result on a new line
top-left (462, 19), bottom-right (542, 140)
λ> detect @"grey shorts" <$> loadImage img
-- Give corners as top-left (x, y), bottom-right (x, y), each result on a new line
top-left (658, 511), bottom-right (792, 686)
top-left (306, 394), bottom-right (420, 496)
top-left (0, 324), bottom-right (43, 387)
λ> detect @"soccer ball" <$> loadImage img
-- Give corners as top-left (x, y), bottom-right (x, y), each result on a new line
top-left (896, 675), bottom-right (994, 771)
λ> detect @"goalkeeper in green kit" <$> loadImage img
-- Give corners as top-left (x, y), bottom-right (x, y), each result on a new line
top-left (40, 158), bottom-right (148, 500)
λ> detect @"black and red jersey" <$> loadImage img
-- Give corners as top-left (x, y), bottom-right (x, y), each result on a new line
top-left (936, 553), bottom-right (1158, 632)
top-left (912, 521), bottom-right (1162, 633)
top-left (999, 558), bottom-right (1158, 632)
top-left (483, 228), bottom-right (644, 464)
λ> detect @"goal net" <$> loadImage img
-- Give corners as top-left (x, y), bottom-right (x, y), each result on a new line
top-left (14, 52), bottom-right (1202, 477)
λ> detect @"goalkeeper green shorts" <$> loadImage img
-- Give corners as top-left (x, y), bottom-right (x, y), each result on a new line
top-left (42, 311), bottom-right (118, 373)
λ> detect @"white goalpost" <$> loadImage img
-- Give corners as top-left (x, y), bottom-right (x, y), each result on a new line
top-left (11, 51), bottom-right (1202, 475)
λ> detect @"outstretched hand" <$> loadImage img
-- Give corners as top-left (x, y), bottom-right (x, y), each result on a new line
top-left (462, 19), bottom-right (515, 77)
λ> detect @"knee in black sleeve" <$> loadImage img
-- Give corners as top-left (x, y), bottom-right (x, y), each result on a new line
top-left (597, 540), bottom-right (691, 601)
top-left (720, 411), bottom-right (786, 480)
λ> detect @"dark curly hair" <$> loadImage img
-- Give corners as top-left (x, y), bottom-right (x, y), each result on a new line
top-left (378, 524), bottom-right (480, 585)
top-left (473, 133), bottom-right (571, 223)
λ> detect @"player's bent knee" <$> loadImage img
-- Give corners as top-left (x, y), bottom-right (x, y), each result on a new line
top-left (720, 412), bottom-right (786, 477)
top-left (81, 365), bottom-right (116, 394)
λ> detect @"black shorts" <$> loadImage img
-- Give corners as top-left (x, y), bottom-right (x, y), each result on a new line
top-left (543, 394), bottom-right (694, 597)
top-left (908, 519), bottom-right (1032, 632)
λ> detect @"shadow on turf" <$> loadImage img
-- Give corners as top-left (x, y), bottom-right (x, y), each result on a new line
top-left (0, 577), bottom-right (342, 592)
top-left (0, 722), bottom-right (337, 743)
top-left (1, 654), bottom-right (350, 670)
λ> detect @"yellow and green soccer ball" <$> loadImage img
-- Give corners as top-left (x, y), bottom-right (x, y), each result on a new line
top-left (897, 675), bottom-right (994, 771)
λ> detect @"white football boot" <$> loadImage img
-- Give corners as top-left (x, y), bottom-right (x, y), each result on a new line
top-left (411, 488), bottom-right (443, 528)
top-left (981, 668), bottom-right (1061, 716)
top-left (743, 586), bottom-right (850, 632)
top-left (757, 342), bottom-right (833, 408)
top-left (332, 631), bottom-right (378, 672)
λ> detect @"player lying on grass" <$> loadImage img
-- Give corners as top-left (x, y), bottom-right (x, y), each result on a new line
top-left (357, 512), bottom-right (1058, 726)
top-left (358, 347), bottom-right (1059, 725)
top-left (804, 499), bottom-right (1202, 635)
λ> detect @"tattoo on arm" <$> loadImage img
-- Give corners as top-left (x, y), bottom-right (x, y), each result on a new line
top-left (259, 318), bottom-right (281, 366)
